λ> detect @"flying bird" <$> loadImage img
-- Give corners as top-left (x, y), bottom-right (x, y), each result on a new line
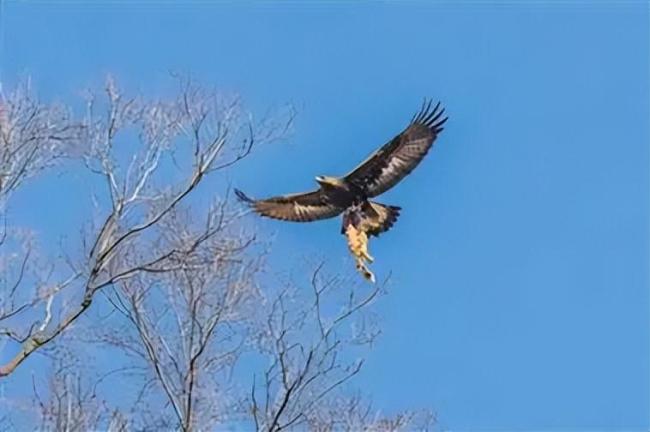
top-left (235, 100), bottom-right (448, 279)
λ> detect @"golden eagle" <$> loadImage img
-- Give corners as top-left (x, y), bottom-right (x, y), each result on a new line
top-left (235, 100), bottom-right (447, 277)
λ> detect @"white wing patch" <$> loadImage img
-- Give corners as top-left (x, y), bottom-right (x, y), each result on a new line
top-left (381, 155), bottom-right (408, 177)
top-left (369, 155), bottom-right (408, 189)
top-left (366, 139), bottom-right (430, 194)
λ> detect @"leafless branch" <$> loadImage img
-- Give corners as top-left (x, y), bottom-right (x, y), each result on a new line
top-left (0, 77), bottom-right (81, 201)
top-left (0, 77), bottom-right (285, 378)
top-left (0, 76), bottom-right (431, 431)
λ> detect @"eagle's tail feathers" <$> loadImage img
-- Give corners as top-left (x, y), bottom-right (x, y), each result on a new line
top-left (366, 201), bottom-right (401, 237)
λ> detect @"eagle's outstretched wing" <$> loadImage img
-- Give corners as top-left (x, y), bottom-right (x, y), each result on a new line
top-left (344, 100), bottom-right (447, 198)
top-left (234, 188), bottom-right (344, 222)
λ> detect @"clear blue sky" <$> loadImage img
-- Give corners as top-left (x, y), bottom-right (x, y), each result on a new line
top-left (2, 1), bottom-right (649, 430)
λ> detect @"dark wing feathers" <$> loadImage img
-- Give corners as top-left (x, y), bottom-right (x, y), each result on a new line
top-left (344, 99), bottom-right (447, 197)
top-left (234, 188), bottom-right (343, 222)
top-left (362, 201), bottom-right (401, 237)
top-left (236, 99), bottom-right (446, 225)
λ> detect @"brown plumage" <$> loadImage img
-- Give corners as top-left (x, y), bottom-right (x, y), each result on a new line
top-left (235, 99), bottom-right (447, 279)
top-left (343, 101), bottom-right (447, 198)
top-left (234, 189), bottom-right (341, 222)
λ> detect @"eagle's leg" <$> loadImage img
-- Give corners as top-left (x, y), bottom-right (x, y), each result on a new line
top-left (355, 258), bottom-right (376, 283)
top-left (345, 223), bottom-right (375, 283)
top-left (359, 235), bottom-right (374, 263)
top-left (343, 207), bottom-right (373, 262)
top-left (345, 224), bottom-right (368, 262)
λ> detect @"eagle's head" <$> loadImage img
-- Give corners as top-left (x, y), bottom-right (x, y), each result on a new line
top-left (315, 175), bottom-right (344, 188)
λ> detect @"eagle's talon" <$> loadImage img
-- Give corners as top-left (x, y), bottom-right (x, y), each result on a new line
top-left (354, 258), bottom-right (375, 283)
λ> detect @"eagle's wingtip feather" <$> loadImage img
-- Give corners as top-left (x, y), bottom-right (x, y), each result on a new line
top-left (234, 188), bottom-right (254, 203)
top-left (412, 99), bottom-right (447, 132)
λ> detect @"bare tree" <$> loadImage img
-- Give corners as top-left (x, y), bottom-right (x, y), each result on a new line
top-left (247, 264), bottom-right (433, 432)
top-left (87, 251), bottom-right (432, 430)
top-left (31, 359), bottom-right (125, 432)
top-left (0, 79), bottom-right (80, 345)
top-left (1, 77), bottom-right (433, 431)
top-left (91, 196), bottom-right (263, 430)
top-left (0, 76), bottom-right (291, 377)
top-left (0, 78), bottom-right (80, 202)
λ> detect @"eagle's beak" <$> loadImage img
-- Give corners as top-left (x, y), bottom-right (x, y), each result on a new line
top-left (315, 175), bottom-right (326, 184)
